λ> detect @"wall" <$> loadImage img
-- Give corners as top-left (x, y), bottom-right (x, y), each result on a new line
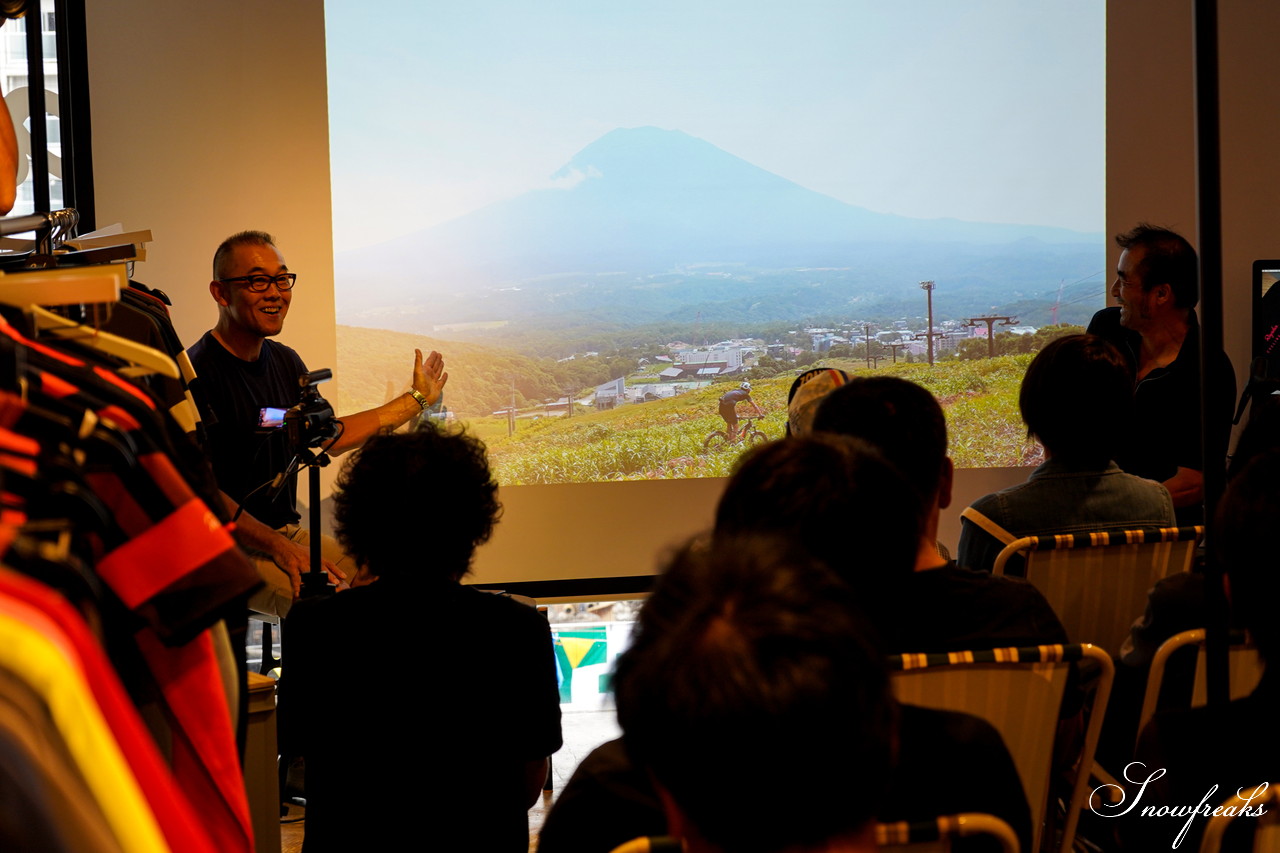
top-left (85, 1), bottom-right (337, 378)
top-left (1112, 1), bottom-right (1280, 485)
top-left (85, 2), bottom-right (1277, 588)
top-left (1106, 1), bottom-right (1279, 396)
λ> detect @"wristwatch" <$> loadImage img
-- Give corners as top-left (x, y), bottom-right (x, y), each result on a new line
top-left (409, 388), bottom-right (431, 409)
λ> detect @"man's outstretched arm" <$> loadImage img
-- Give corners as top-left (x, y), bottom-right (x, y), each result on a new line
top-left (327, 348), bottom-right (448, 455)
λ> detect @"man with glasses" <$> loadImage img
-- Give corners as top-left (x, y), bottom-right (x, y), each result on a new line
top-left (188, 230), bottom-right (448, 615)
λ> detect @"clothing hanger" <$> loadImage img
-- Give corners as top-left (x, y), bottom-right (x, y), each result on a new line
top-left (0, 392), bottom-right (131, 555)
top-left (55, 243), bottom-right (143, 267)
top-left (0, 212), bottom-right (150, 271)
top-left (0, 265), bottom-right (174, 379)
top-left (60, 228), bottom-right (151, 259)
top-left (45, 209), bottom-right (79, 250)
top-left (0, 265), bottom-right (176, 380)
top-left (0, 263), bottom-right (123, 307)
top-left (0, 210), bottom-right (78, 271)
top-left (0, 533), bottom-right (106, 625)
top-left (30, 304), bottom-right (180, 380)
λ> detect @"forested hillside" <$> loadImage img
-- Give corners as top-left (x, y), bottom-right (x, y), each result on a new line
top-left (336, 325), bottom-right (640, 416)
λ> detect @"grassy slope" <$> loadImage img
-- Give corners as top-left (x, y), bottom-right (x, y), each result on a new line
top-left (337, 325), bottom-right (1037, 485)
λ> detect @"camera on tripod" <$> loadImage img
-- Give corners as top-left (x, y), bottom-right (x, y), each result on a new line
top-left (285, 369), bottom-right (340, 453)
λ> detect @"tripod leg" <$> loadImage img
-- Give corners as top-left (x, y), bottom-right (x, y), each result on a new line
top-left (259, 620), bottom-right (280, 675)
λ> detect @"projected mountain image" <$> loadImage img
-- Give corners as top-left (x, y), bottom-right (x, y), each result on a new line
top-left (333, 126), bottom-right (1103, 483)
top-left (335, 126), bottom-right (1101, 334)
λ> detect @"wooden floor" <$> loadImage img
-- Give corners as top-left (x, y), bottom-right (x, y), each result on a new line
top-left (281, 805), bottom-right (304, 853)
top-left (276, 708), bottom-right (620, 853)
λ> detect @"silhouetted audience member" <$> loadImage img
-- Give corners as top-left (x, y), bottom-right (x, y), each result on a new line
top-left (538, 737), bottom-right (667, 853)
top-left (808, 376), bottom-right (1068, 651)
top-left (1102, 397), bottom-right (1280, 766)
top-left (542, 438), bottom-right (1031, 853)
top-left (615, 536), bottom-right (894, 853)
top-left (1123, 397), bottom-right (1280, 672)
top-left (957, 334), bottom-right (1176, 575)
top-left (1113, 449), bottom-right (1280, 852)
top-left (713, 432), bottom-right (923, 624)
top-left (280, 428), bottom-right (561, 853)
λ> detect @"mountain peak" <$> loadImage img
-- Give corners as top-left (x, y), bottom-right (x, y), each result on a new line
top-left (550, 126), bottom-right (782, 190)
top-left (556, 127), bottom-right (701, 169)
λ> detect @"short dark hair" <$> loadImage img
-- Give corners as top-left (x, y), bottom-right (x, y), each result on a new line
top-left (614, 536), bottom-right (893, 853)
top-left (1218, 450), bottom-right (1280, 662)
top-left (213, 229), bottom-right (276, 280)
top-left (713, 433), bottom-right (923, 597)
top-left (333, 427), bottom-right (500, 581)
top-left (1115, 223), bottom-right (1199, 309)
top-left (811, 376), bottom-right (948, 503)
top-left (1020, 334), bottom-right (1133, 465)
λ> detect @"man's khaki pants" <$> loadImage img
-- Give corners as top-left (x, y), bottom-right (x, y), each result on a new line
top-left (247, 524), bottom-right (354, 620)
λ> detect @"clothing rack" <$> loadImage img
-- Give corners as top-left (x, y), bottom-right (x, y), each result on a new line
top-left (0, 232), bottom-right (261, 852)
top-left (0, 207), bottom-right (79, 254)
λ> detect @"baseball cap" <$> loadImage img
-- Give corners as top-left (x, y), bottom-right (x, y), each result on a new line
top-left (787, 368), bottom-right (850, 436)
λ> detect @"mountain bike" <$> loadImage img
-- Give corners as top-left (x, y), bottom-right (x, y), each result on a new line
top-left (703, 415), bottom-right (768, 451)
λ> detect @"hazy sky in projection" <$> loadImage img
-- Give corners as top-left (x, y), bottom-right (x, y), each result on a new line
top-left (325, 1), bottom-right (1104, 251)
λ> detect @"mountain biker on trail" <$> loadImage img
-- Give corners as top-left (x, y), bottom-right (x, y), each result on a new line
top-left (718, 381), bottom-right (764, 442)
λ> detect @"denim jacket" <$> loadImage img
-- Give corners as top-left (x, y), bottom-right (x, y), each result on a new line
top-left (956, 458), bottom-right (1177, 574)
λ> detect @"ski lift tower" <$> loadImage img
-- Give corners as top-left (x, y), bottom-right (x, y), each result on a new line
top-left (920, 280), bottom-right (937, 365)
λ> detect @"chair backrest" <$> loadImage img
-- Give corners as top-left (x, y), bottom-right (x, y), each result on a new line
top-left (993, 526), bottom-right (1203, 655)
top-left (1139, 628), bottom-right (1265, 740)
top-left (889, 644), bottom-right (1113, 853)
top-left (606, 837), bottom-right (685, 853)
top-left (1198, 783), bottom-right (1280, 853)
top-left (877, 813), bottom-right (1020, 853)
top-left (606, 821), bottom-right (1024, 853)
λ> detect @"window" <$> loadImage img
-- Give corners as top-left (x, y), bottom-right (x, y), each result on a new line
top-left (1, 0), bottom-right (92, 225)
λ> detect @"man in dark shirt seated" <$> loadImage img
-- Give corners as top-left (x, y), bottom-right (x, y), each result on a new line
top-left (279, 428), bottom-right (561, 852)
top-left (541, 437), bottom-right (1032, 853)
top-left (187, 230), bottom-right (448, 614)
top-left (805, 375), bottom-right (1069, 650)
top-left (1086, 223), bottom-right (1235, 525)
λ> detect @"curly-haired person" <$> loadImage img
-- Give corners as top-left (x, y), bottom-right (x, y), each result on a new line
top-left (279, 428), bottom-right (562, 853)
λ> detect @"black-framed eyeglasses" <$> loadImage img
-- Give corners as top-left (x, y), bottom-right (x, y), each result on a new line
top-left (218, 272), bottom-right (298, 292)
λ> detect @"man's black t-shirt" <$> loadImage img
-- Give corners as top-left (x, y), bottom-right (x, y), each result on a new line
top-left (1086, 307), bottom-right (1235, 484)
top-left (187, 331), bottom-right (307, 528)
top-left (881, 561), bottom-right (1070, 652)
top-left (540, 706), bottom-right (1032, 853)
